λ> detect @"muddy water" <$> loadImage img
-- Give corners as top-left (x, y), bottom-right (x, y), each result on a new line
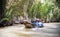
top-left (0, 23), bottom-right (60, 37)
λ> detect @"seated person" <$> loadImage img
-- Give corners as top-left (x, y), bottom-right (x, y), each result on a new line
top-left (32, 19), bottom-right (44, 28)
top-left (38, 21), bottom-right (44, 27)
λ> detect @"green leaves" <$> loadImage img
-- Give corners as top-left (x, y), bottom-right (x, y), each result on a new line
top-left (5, 6), bottom-right (13, 17)
top-left (4, 0), bottom-right (60, 22)
top-left (28, 0), bottom-right (52, 19)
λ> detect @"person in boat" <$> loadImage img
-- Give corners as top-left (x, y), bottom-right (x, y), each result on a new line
top-left (38, 19), bottom-right (44, 28)
top-left (32, 18), bottom-right (44, 28)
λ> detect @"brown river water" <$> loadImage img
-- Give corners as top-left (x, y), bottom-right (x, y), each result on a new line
top-left (0, 23), bottom-right (60, 37)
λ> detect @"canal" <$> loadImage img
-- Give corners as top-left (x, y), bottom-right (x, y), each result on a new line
top-left (0, 23), bottom-right (60, 37)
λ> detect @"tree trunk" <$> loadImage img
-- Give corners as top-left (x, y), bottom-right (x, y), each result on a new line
top-left (23, 0), bottom-right (29, 20)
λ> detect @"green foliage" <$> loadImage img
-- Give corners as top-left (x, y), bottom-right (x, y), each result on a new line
top-left (4, 0), bottom-right (60, 22)
top-left (27, 0), bottom-right (60, 22)
top-left (51, 7), bottom-right (60, 21)
top-left (5, 0), bottom-right (25, 20)
top-left (0, 18), bottom-right (9, 23)
top-left (28, 0), bottom-right (52, 20)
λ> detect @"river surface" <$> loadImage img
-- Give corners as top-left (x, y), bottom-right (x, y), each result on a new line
top-left (0, 23), bottom-right (60, 37)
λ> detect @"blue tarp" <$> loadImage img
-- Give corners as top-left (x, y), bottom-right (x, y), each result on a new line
top-left (32, 21), bottom-right (44, 28)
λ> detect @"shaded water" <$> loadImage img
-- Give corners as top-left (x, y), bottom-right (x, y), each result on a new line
top-left (0, 23), bottom-right (60, 37)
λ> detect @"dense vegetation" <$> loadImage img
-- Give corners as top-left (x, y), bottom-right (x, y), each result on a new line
top-left (0, 0), bottom-right (60, 27)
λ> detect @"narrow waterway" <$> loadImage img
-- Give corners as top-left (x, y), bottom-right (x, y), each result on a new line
top-left (0, 23), bottom-right (60, 37)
